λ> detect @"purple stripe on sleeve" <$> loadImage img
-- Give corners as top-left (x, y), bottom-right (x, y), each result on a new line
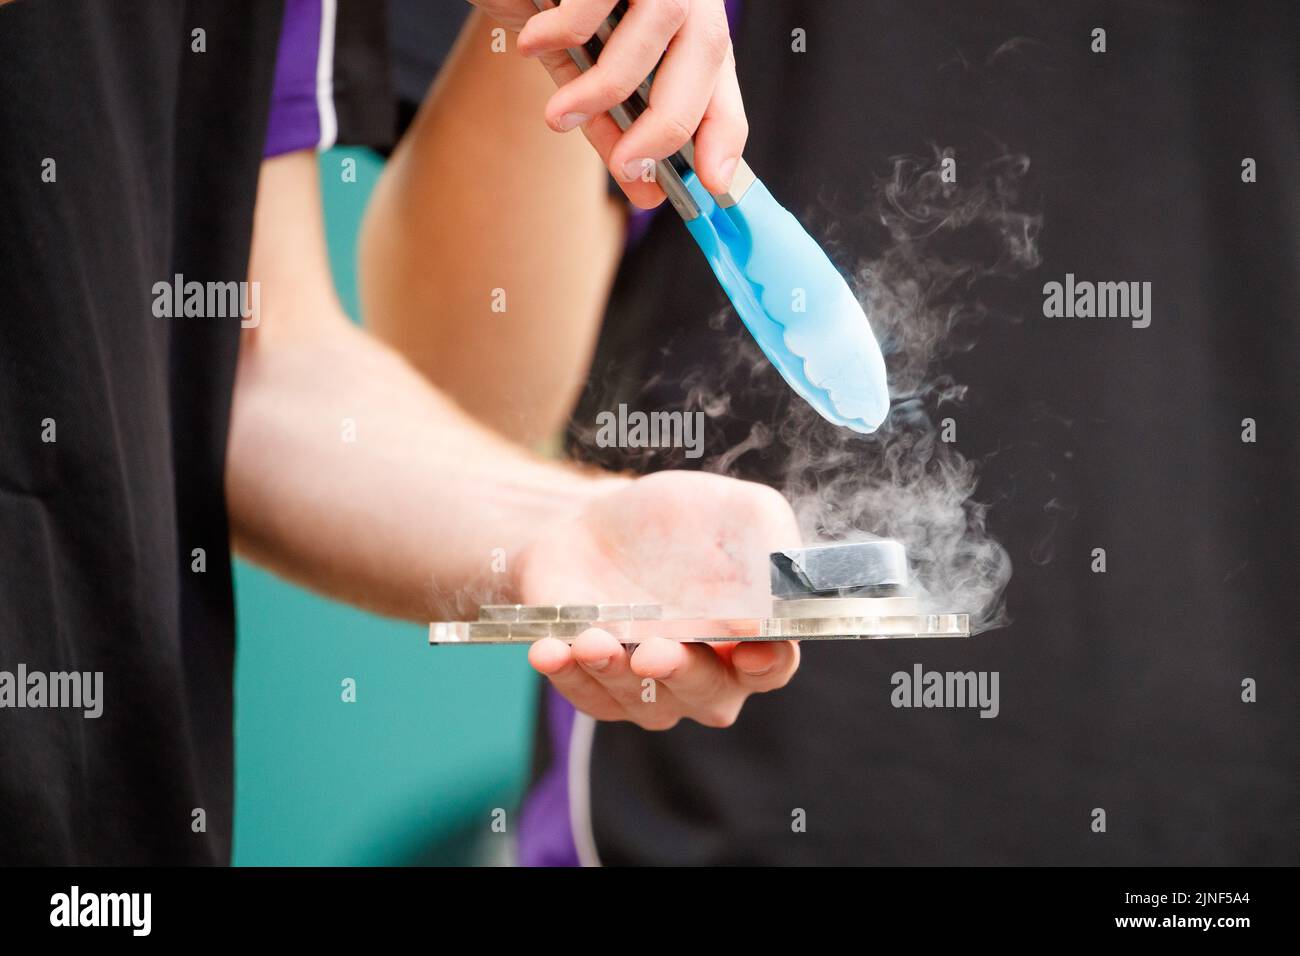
top-left (517, 686), bottom-right (581, 867)
top-left (264, 0), bottom-right (323, 157)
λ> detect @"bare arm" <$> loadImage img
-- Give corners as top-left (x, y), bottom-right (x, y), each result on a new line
top-left (230, 151), bottom-right (613, 620)
top-left (228, 150), bottom-right (800, 727)
top-left (360, 11), bottom-right (624, 448)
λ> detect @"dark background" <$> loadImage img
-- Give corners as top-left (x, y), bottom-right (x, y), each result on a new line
top-left (380, 0), bottom-right (1297, 864)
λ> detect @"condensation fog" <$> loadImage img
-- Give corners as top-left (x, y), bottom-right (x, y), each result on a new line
top-left (694, 146), bottom-right (1042, 632)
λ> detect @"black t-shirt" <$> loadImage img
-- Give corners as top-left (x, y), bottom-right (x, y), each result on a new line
top-left (1, 0), bottom-right (392, 865)
top-left (556, 0), bottom-right (1300, 864)
top-left (0, 1), bottom-right (282, 865)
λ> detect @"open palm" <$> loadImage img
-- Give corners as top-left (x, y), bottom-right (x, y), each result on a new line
top-left (519, 471), bottom-right (802, 729)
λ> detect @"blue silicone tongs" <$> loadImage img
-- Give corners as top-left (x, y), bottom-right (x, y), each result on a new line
top-left (533, 0), bottom-right (890, 433)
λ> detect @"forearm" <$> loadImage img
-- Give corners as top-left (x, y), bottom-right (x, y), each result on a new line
top-left (359, 10), bottom-right (624, 448)
top-left (228, 120), bottom-right (797, 727)
top-left (227, 319), bottom-right (618, 620)
top-left (229, 150), bottom-right (622, 620)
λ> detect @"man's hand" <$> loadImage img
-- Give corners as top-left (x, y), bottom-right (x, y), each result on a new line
top-left (470, 0), bottom-right (747, 208)
top-left (520, 471), bottom-right (801, 730)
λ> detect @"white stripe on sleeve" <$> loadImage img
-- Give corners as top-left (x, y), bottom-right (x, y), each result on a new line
top-left (314, 0), bottom-right (339, 150)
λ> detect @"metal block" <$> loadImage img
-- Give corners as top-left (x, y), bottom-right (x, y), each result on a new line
top-left (468, 621), bottom-right (512, 640)
top-left (558, 605), bottom-right (600, 622)
top-left (769, 540), bottom-right (908, 598)
top-left (429, 622), bottom-right (470, 643)
top-left (516, 605), bottom-right (559, 622)
top-left (510, 622), bottom-right (552, 639)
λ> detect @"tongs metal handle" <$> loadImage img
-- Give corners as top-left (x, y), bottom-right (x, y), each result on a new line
top-left (529, 0), bottom-right (754, 221)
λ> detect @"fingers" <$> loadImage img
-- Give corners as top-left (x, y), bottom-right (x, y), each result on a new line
top-left (533, 633), bottom-right (800, 731)
top-left (522, 1), bottom-right (740, 206)
top-left (517, 0), bottom-right (619, 61)
top-left (730, 640), bottom-right (800, 693)
top-left (571, 629), bottom-right (674, 727)
top-left (532, 0), bottom-right (687, 132)
top-left (607, 1), bottom-right (735, 186)
top-left (533, 48), bottom-right (668, 209)
top-left (533, 629), bottom-right (682, 730)
top-left (631, 638), bottom-right (738, 726)
top-left (528, 637), bottom-right (625, 722)
top-left (688, 46), bottom-right (748, 193)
